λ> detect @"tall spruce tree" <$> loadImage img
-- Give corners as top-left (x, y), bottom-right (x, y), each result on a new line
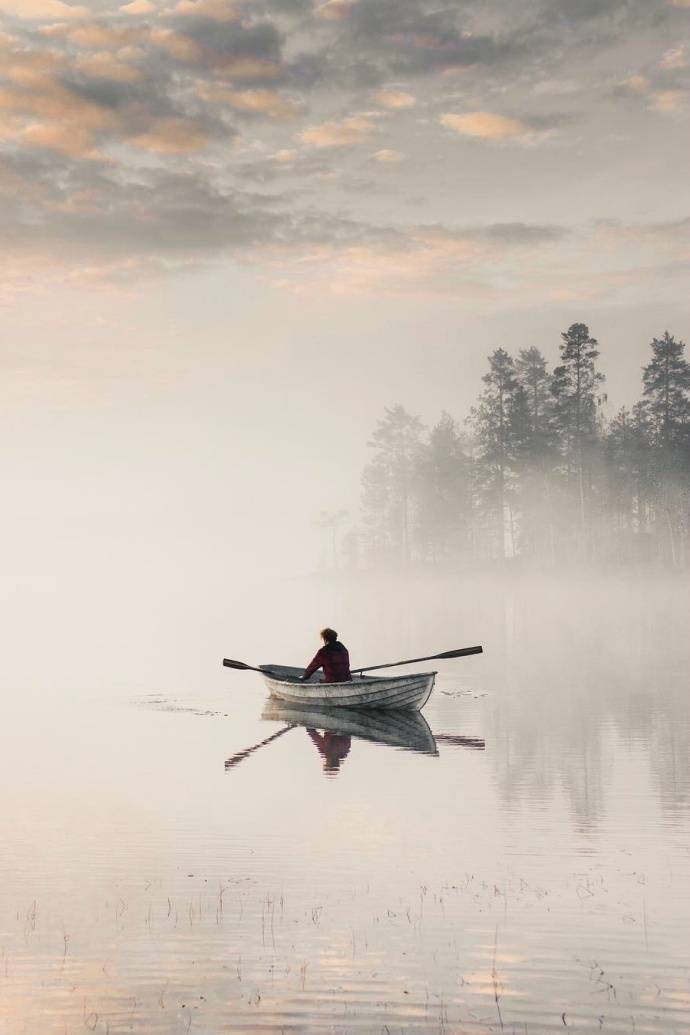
top-left (468, 348), bottom-right (523, 558)
top-left (604, 404), bottom-right (656, 560)
top-left (415, 412), bottom-right (473, 564)
top-left (516, 347), bottom-right (553, 450)
top-left (551, 323), bottom-right (605, 552)
top-left (362, 405), bottom-right (425, 565)
top-left (641, 332), bottom-right (690, 566)
top-left (642, 332), bottom-right (690, 447)
top-left (515, 347), bottom-right (557, 557)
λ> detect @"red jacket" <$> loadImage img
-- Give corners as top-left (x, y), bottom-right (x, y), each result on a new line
top-left (302, 641), bottom-right (352, 683)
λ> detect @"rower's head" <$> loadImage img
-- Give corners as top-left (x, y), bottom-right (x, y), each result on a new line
top-left (320, 627), bottom-right (337, 644)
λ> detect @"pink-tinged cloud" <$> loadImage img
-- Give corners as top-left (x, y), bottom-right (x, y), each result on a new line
top-left (440, 111), bottom-right (531, 140)
top-left (375, 90), bottom-right (415, 110)
top-left (150, 27), bottom-right (204, 62)
top-left (621, 74), bottom-right (650, 92)
top-left (373, 148), bottom-right (403, 162)
top-left (22, 121), bottom-right (97, 157)
top-left (313, 0), bottom-right (357, 20)
top-left (661, 45), bottom-right (687, 69)
top-left (668, 0), bottom-right (690, 6)
top-left (0, 0), bottom-right (87, 17)
top-left (0, 78), bottom-right (120, 132)
top-left (0, 112), bottom-right (22, 141)
top-left (199, 85), bottom-right (300, 119)
top-left (172, 0), bottom-right (240, 20)
top-left (67, 23), bottom-right (141, 49)
top-left (120, 0), bottom-right (155, 12)
top-left (75, 52), bottom-right (143, 82)
top-left (3, 50), bottom-right (66, 85)
top-left (128, 117), bottom-right (210, 153)
top-left (650, 89), bottom-right (687, 111)
top-left (214, 57), bottom-right (283, 80)
top-left (301, 115), bottom-right (375, 148)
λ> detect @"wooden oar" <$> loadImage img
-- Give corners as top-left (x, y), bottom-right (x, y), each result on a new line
top-left (222, 658), bottom-right (303, 682)
top-left (223, 658), bottom-right (271, 675)
top-left (224, 725), bottom-right (295, 769)
top-left (351, 645), bottom-right (482, 674)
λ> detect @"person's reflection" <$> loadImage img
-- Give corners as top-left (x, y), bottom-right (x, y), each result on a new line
top-left (306, 728), bottom-right (351, 775)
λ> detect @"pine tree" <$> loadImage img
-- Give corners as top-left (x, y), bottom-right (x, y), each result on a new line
top-left (641, 332), bottom-right (690, 567)
top-left (362, 405), bottom-right (425, 565)
top-left (642, 332), bottom-right (690, 447)
top-left (551, 323), bottom-right (605, 554)
top-left (415, 412), bottom-right (472, 564)
top-left (604, 405), bottom-right (655, 560)
top-left (467, 349), bottom-right (523, 558)
top-left (515, 347), bottom-right (557, 557)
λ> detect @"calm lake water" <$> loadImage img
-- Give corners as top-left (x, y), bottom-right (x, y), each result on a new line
top-left (1, 575), bottom-right (688, 1033)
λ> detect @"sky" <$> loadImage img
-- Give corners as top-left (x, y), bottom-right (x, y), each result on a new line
top-left (1, 0), bottom-right (690, 585)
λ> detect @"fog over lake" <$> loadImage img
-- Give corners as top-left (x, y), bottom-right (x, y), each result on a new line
top-left (2, 0), bottom-right (690, 1031)
top-left (1, 571), bottom-right (688, 1033)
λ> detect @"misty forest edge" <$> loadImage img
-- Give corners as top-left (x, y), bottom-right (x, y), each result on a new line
top-left (317, 325), bottom-right (690, 572)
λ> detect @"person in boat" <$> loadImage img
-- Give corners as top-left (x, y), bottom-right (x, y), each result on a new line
top-left (301, 628), bottom-right (352, 683)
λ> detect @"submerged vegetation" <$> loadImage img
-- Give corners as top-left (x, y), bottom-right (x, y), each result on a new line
top-left (347, 325), bottom-right (690, 571)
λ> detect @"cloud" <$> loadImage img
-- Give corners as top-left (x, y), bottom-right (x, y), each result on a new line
top-left (261, 219), bottom-right (571, 300)
top-left (332, 0), bottom-right (525, 80)
top-left (128, 116), bottom-right (211, 152)
top-left (0, 0), bottom-right (687, 309)
top-left (439, 110), bottom-right (531, 140)
top-left (650, 89), bottom-right (687, 111)
top-left (375, 89), bottom-right (415, 109)
top-left (172, 0), bottom-right (240, 20)
top-left (372, 148), bottom-right (402, 161)
top-left (158, 16), bottom-right (286, 80)
top-left (198, 84), bottom-right (301, 118)
top-left (66, 22), bottom-right (142, 49)
top-left (21, 121), bottom-right (97, 157)
top-left (621, 74), bottom-right (650, 92)
top-left (661, 45), bottom-right (687, 69)
top-left (120, 0), bottom-right (156, 13)
top-left (150, 27), bottom-right (205, 61)
top-left (74, 52), bottom-right (144, 81)
top-left (0, 74), bottom-right (122, 134)
top-left (300, 114), bottom-right (375, 147)
top-left (313, 0), bottom-right (356, 20)
top-left (0, 0), bottom-right (88, 17)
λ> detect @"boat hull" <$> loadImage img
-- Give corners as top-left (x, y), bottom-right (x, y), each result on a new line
top-left (260, 666), bottom-right (435, 712)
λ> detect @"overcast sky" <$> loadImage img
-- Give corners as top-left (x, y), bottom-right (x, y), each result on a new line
top-left (2, 0), bottom-right (690, 580)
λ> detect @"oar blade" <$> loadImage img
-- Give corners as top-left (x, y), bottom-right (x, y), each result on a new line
top-left (223, 658), bottom-right (253, 670)
top-left (435, 646), bottom-right (483, 660)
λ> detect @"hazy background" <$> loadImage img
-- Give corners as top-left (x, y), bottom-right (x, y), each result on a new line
top-left (2, 0), bottom-right (690, 696)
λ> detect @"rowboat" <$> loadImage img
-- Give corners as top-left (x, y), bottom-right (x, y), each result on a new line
top-left (259, 665), bottom-right (436, 712)
top-left (262, 700), bottom-right (438, 754)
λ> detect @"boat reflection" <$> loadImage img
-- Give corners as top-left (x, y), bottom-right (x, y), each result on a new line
top-left (261, 702), bottom-right (486, 775)
top-left (262, 700), bottom-right (438, 761)
top-left (224, 704), bottom-right (485, 774)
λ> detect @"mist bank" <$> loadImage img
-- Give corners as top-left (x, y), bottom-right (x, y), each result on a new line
top-left (319, 324), bottom-right (690, 574)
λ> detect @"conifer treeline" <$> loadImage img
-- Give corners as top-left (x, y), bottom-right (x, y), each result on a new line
top-left (355, 324), bottom-right (690, 570)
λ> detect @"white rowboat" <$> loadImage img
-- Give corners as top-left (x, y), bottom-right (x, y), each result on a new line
top-left (259, 665), bottom-right (436, 711)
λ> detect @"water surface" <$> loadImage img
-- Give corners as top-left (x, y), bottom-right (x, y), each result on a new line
top-left (1, 577), bottom-right (688, 1033)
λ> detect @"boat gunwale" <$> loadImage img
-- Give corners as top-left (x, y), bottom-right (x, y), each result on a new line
top-left (260, 668), bottom-right (438, 690)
